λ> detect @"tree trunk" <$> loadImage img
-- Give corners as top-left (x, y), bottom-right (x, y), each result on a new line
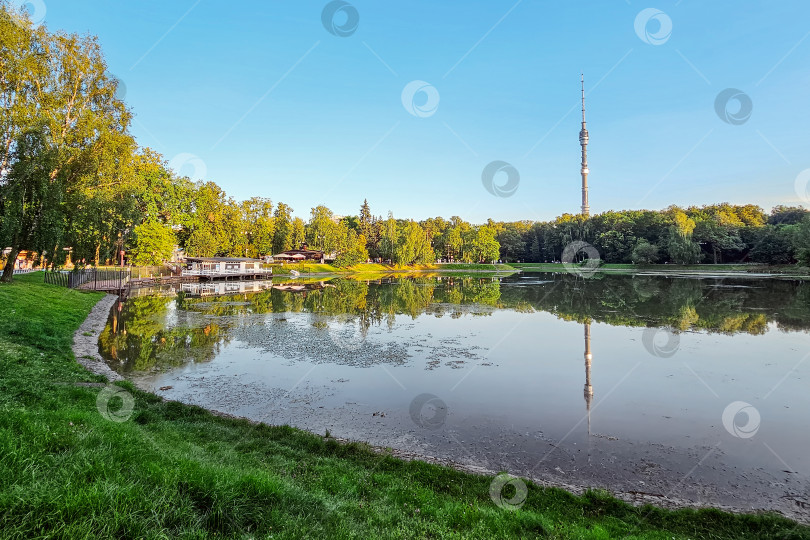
top-left (1, 247), bottom-right (19, 282)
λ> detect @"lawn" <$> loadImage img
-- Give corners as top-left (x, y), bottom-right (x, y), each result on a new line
top-left (0, 273), bottom-right (807, 538)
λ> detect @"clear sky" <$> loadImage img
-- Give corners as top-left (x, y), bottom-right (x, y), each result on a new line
top-left (33, 0), bottom-right (810, 223)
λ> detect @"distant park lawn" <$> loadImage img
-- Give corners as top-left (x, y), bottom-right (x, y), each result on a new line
top-left (0, 273), bottom-right (808, 538)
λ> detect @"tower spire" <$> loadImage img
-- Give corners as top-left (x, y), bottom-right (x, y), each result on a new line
top-left (579, 74), bottom-right (590, 217)
top-left (581, 73), bottom-right (586, 123)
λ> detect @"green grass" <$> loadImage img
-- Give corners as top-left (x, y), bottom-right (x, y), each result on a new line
top-left (0, 273), bottom-right (807, 538)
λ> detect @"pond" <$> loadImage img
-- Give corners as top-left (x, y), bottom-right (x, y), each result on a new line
top-left (99, 272), bottom-right (810, 520)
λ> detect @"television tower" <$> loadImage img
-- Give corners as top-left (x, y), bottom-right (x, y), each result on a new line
top-left (579, 74), bottom-right (590, 217)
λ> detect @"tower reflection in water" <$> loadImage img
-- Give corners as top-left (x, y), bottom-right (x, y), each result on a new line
top-left (584, 321), bottom-right (593, 436)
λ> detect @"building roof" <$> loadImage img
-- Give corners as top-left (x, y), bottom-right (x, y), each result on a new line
top-left (272, 249), bottom-right (324, 257)
top-left (185, 257), bottom-right (262, 262)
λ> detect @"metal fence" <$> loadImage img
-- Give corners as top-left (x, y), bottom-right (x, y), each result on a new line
top-left (44, 268), bottom-right (131, 290)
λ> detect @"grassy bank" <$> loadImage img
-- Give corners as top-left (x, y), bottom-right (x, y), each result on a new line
top-left (272, 262), bottom-right (516, 275)
top-left (512, 262), bottom-right (810, 276)
top-left (1, 274), bottom-right (807, 538)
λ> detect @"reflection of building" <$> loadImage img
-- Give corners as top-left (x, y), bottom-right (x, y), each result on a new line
top-left (584, 321), bottom-right (594, 435)
top-left (272, 281), bottom-right (332, 293)
top-left (180, 280), bottom-right (273, 297)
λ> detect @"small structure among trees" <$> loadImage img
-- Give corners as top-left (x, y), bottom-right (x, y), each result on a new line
top-left (271, 244), bottom-right (325, 263)
top-left (183, 257), bottom-right (270, 279)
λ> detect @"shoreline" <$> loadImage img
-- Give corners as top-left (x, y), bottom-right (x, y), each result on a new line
top-left (81, 294), bottom-right (808, 526)
top-left (176, 406), bottom-right (790, 523)
top-left (71, 294), bottom-right (122, 382)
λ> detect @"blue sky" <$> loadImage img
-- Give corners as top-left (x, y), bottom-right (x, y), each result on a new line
top-left (35, 1), bottom-right (810, 222)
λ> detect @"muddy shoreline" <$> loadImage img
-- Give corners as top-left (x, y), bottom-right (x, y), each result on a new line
top-left (128, 364), bottom-right (809, 525)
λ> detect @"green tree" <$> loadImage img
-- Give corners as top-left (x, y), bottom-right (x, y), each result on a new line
top-left (307, 205), bottom-right (339, 252)
top-left (665, 209), bottom-right (700, 264)
top-left (394, 221), bottom-right (433, 265)
top-left (769, 205), bottom-right (809, 225)
top-left (241, 197), bottom-right (274, 257)
top-left (291, 217), bottom-right (306, 249)
top-left (497, 225), bottom-right (525, 262)
top-left (1, 6), bottom-right (132, 275)
top-left (334, 231), bottom-right (369, 267)
top-left (272, 202), bottom-right (293, 253)
top-left (358, 199), bottom-right (374, 247)
top-left (631, 239), bottom-right (659, 264)
top-left (0, 127), bottom-right (60, 280)
top-left (469, 226), bottom-right (500, 262)
top-left (748, 225), bottom-right (795, 264)
top-left (184, 183), bottom-right (237, 257)
top-left (693, 218), bottom-right (744, 264)
top-left (443, 224), bottom-right (464, 261)
top-left (380, 212), bottom-right (398, 261)
top-left (130, 220), bottom-right (175, 266)
top-left (793, 216), bottom-right (810, 266)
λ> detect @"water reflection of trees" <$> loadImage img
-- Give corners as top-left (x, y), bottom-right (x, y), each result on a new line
top-left (98, 296), bottom-right (228, 373)
top-left (100, 274), bottom-right (810, 373)
top-left (498, 273), bottom-right (810, 334)
top-left (176, 276), bottom-right (502, 320)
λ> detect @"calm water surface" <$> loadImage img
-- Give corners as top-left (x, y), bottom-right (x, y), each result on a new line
top-left (99, 272), bottom-right (810, 519)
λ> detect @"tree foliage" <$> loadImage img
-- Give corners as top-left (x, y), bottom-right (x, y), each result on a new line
top-left (130, 221), bottom-right (175, 266)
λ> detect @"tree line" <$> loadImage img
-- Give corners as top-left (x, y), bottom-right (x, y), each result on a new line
top-left (494, 203), bottom-right (810, 266)
top-left (2, 3), bottom-right (809, 283)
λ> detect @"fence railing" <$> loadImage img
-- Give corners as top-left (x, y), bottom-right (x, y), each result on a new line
top-left (44, 268), bottom-right (131, 290)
